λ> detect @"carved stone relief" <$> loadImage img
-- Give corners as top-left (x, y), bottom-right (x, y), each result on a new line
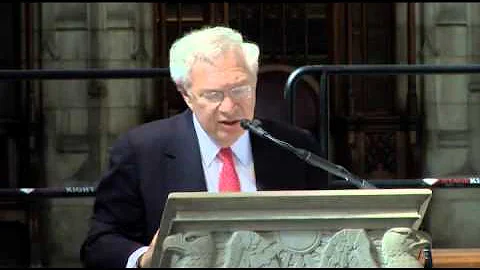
top-left (160, 227), bottom-right (430, 268)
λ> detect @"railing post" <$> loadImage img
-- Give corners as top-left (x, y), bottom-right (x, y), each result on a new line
top-left (319, 71), bottom-right (328, 159)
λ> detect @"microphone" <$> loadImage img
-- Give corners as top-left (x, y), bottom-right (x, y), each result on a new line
top-left (240, 119), bottom-right (266, 136)
top-left (240, 119), bottom-right (377, 189)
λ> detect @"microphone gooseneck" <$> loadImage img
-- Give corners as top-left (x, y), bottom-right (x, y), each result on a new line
top-left (240, 118), bottom-right (377, 189)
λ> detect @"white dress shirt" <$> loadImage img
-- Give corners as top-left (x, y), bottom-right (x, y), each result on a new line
top-left (126, 113), bottom-right (257, 267)
top-left (193, 114), bottom-right (257, 192)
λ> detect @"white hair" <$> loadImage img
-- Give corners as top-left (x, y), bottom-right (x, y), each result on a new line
top-left (169, 26), bottom-right (260, 91)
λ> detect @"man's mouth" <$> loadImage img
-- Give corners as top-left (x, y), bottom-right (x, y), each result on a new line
top-left (219, 120), bottom-right (240, 126)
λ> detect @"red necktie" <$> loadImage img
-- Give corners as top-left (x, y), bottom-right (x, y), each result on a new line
top-left (218, 147), bottom-right (241, 192)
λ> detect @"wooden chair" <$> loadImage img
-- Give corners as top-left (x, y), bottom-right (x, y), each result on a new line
top-left (255, 64), bottom-right (321, 140)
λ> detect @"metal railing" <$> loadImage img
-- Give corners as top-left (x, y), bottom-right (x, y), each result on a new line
top-left (284, 64), bottom-right (480, 160)
top-left (0, 68), bottom-right (170, 80)
top-left (0, 68), bottom-right (169, 200)
top-left (0, 186), bottom-right (96, 198)
top-left (2, 64), bottom-right (480, 199)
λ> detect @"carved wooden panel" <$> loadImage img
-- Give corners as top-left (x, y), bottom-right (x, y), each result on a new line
top-left (154, 3), bottom-right (220, 117)
top-left (0, 3), bottom-right (24, 188)
top-left (330, 3), bottom-right (420, 180)
top-left (349, 3), bottom-right (395, 116)
top-left (362, 130), bottom-right (406, 179)
top-left (153, 3), bottom-right (330, 117)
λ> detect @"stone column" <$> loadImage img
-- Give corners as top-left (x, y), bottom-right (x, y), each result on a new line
top-left (422, 3), bottom-right (470, 176)
top-left (39, 3), bottom-right (154, 267)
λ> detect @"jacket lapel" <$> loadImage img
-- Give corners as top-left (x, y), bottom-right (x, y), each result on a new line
top-left (251, 133), bottom-right (278, 191)
top-left (163, 110), bottom-right (207, 192)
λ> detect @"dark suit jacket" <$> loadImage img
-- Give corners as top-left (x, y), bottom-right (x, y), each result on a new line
top-left (80, 109), bottom-right (328, 268)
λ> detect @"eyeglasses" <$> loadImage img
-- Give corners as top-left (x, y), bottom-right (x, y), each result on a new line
top-left (196, 85), bottom-right (253, 104)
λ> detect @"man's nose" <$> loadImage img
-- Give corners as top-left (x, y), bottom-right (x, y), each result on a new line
top-left (218, 95), bottom-right (236, 112)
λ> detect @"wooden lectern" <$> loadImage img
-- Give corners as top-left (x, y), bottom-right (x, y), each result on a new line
top-left (150, 189), bottom-right (432, 268)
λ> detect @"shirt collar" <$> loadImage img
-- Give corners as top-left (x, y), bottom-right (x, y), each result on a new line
top-left (192, 114), bottom-right (252, 167)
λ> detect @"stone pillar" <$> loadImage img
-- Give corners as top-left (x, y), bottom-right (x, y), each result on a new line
top-left (469, 4), bottom-right (480, 172)
top-left (420, 2), bottom-right (480, 249)
top-left (38, 3), bottom-right (154, 267)
top-left (422, 3), bottom-right (471, 176)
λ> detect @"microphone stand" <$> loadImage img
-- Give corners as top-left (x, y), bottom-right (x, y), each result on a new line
top-left (241, 119), bottom-right (377, 189)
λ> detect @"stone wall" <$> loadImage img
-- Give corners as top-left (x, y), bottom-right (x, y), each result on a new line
top-left (36, 3), bottom-right (154, 267)
top-left (408, 2), bottom-right (480, 251)
top-left (420, 3), bottom-right (478, 176)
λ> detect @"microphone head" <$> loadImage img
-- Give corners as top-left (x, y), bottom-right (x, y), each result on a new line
top-left (240, 119), bottom-right (250, 130)
top-left (240, 119), bottom-right (262, 130)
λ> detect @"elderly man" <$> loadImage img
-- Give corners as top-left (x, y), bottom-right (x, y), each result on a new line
top-left (80, 26), bottom-right (328, 268)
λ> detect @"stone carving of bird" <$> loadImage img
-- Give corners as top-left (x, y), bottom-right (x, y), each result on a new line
top-left (318, 227), bottom-right (430, 268)
top-left (380, 227), bottom-right (431, 268)
top-left (161, 231), bottom-right (215, 267)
